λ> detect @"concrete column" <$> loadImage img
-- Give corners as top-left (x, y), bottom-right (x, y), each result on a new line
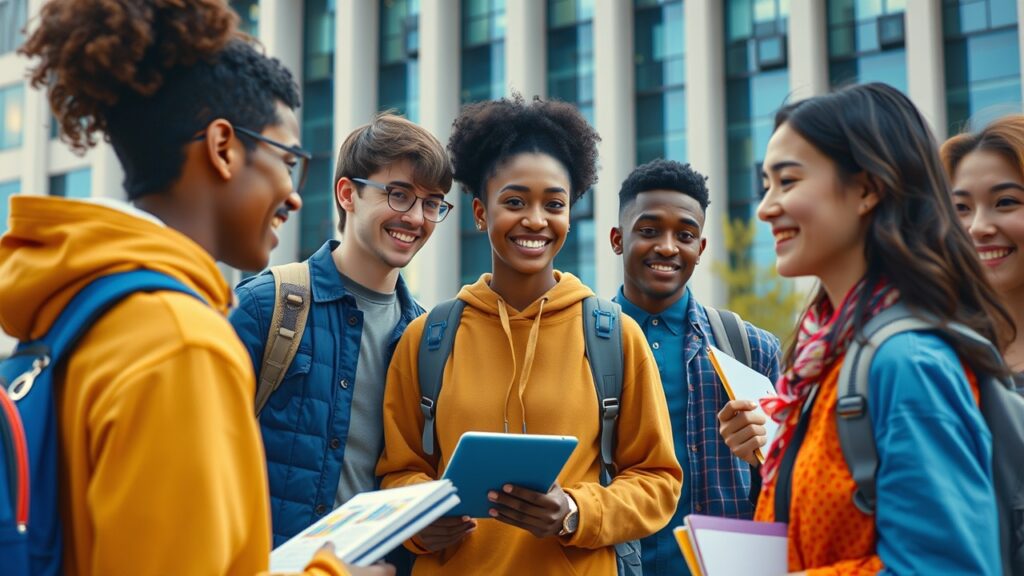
top-left (906, 0), bottom-right (947, 140)
top-left (1019, 0), bottom-right (1024, 107)
top-left (260, 0), bottom-right (305, 265)
top-left (505, 0), bottom-right (546, 98)
top-left (409, 0), bottom-right (461, 306)
top-left (335, 0), bottom-right (379, 237)
top-left (89, 145), bottom-right (125, 199)
top-left (685, 0), bottom-right (727, 308)
top-left (21, 0), bottom-right (49, 196)
top-left (592, 0), bottom-right (634, 298)
top-left (788, 0), bottom-right (828, 101)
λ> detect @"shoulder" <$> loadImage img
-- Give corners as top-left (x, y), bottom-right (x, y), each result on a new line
top-left (233, 270), bottom-right (275, 310)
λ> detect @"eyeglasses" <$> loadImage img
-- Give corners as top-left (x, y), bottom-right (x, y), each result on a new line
top-left (352, 178), bottom-right (453, 223)
top-left (192, 125), bottom-right (312, 194)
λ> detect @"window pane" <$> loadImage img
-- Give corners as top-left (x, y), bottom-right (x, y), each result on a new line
top-left (0, 178), bottom-right (19, 234)
top-left (990, 0), bottom-right (1018, 28)
top-left (0, 84), bottom-right (24, 150)
top-left (0, 0), bottom-right (27, 55)
top-left (50, 168), bottom-right (92, 199)
top-left (300, 0), bottom-right (336, 260)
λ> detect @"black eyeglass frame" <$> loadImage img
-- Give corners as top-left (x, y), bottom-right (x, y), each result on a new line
top-left (351, 177), bottom-right (454, 223)
top-left (193, 125), bottom-right (312, 194)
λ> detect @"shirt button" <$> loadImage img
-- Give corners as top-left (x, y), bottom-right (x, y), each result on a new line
top-left (652, 342), bottom-right (661, 350)
top-left (315, 504), bottom-right (328, 515)
top-left (688, 385), bottom-right (695, 392)
top-left (695, 503), bottom-right (703, 512)
top-left (651, 318), bottom-right (659, 326)
top-left (691, 444), bottom-right (699, 453)
top-left (330, 438), bottom-right (341, 449)
top-left (348, 316), bottom-right (359, 326)
top-left (340, 379), bottom-right (350, 389)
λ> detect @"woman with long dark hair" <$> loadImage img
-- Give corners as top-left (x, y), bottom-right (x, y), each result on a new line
top-left (721, 83), bottom-right (1007, 574)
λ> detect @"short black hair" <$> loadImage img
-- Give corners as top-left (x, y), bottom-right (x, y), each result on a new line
top-left (448, 95), bottom-right (600, 205)
top-left (618, 159), bottom-right (710, 215)
top-left (22, 0), bottom-right (300, 199)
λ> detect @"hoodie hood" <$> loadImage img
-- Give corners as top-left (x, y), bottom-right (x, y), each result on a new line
top-left (456, 271), bottom-right (594, 433)
top-left (0, 196), bottom-right (232, 340)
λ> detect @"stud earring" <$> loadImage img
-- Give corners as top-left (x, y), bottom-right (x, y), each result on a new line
top-left (476, 221), bottom-right (484, 230)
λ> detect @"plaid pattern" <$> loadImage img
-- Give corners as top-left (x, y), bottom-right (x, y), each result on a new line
top-left (683, 297), bottom-right (781, 518)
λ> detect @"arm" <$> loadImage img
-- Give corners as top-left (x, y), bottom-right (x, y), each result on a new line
top-left (561, 317), bottom-right (683, 549)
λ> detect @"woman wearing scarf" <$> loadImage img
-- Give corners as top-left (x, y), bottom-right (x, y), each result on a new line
top-left (721, 83), bottom-right (1008, 575)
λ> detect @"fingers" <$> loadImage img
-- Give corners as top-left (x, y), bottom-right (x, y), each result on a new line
top-left (417, 516), bottom-right (477, 552)
top-left (487, 484), bottom-right (567, 538)
top-left (717, 399), bottom-right (760, 423)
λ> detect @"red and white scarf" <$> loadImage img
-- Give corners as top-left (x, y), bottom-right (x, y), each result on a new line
top-left (760, 278), bottom-right (900, 482)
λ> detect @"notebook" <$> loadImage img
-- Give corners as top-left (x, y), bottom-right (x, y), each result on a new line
top-left (707, 343), bottom-right (780, 462)
top-left (270, 480), bottom-right (459, 570)
top-left (674, 515), bottom-right (788, 576)
top-left (441, 431), bottom-right (578, 518)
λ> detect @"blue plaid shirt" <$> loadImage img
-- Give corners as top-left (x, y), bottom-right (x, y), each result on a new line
top-left (615, 288), bottom-right (781, 576)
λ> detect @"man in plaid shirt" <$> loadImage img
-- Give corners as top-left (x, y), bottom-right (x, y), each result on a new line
top-left (609, 159), bottom-right (781, 576)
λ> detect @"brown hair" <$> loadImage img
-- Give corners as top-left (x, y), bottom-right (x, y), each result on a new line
top-left (333, 113), bottom-right (453, 233)
top-left (775, 83), bottom-right (1013, 378)
top-left (941, 115), bottom-right (1024, 185)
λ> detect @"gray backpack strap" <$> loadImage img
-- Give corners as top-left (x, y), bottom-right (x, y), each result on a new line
top-left (837, 303), bottom-right (934, 513)
top-left (582, 296), bottom-right (624, 477)
top-left (418, 298), bottom-right (466, 457)
top-left (255, 262), bottom-right (311, 416)
top-left (706, 307), bottom-right (753, 367)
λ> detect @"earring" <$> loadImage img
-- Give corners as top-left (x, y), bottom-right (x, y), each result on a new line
top-left (475, 221), bottom-right (484, 231)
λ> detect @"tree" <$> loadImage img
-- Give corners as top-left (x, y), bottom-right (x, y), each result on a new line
top-left (713, 217), bottom-right (805, 347)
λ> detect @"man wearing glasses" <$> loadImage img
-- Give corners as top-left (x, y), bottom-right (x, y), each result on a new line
top-left (229, 114), bottom-right (453, 568)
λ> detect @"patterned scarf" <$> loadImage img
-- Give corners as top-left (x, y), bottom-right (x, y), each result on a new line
top-left (760, 278), bottom-right (900, 482)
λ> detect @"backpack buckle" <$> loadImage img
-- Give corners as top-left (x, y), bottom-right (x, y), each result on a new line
top-left (593, 309), bottom-right (616, 339)
top-left (601, 397), bottom-right (620, 419)
top-left (425, 321), bottom-right (447, 351)
top-left (837, 395), bottom-right (867, 419)
top-left (8, 354), bottom-right (51, 402)
top-left (420, 396), bottom-right (436, 417)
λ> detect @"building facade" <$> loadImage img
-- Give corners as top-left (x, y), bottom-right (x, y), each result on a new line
top-left (0, 0), bottom-right (1022, 324)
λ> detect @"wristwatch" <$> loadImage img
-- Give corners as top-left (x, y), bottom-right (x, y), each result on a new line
top-left (559, 493), bottom-right (579, 536)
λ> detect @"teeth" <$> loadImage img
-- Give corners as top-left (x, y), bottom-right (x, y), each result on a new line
top-left (270, 216), bottom-right (283, 230)
top-left (775, 229), bottom-right (798, 242)
top-left (515, 239), bottom-right (547, 249)
top-left (389, 230), bottom-right (416, 243)
top-left (649, 263), bottom-right (676, 272)
top-left (979, 248), bottom-right (1013, 261)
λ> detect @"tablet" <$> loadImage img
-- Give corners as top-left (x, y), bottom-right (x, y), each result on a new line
top-left (440, 431), bottom-right (579, 518)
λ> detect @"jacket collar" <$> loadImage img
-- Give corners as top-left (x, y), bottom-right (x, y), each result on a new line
top-left (308, 240), bottom-right (422, 317)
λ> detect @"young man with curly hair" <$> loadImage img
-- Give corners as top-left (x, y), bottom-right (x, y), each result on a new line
top-left (609, 159), bottom-right (781, 575)
top-left (377, 97), bottom-right (682, 575)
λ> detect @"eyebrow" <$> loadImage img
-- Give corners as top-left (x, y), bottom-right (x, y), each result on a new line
top-left (761, 161), bottom-right (804, 179)
top-left (992, 182), bottom-right (1024, 194)
top-left (498, 184), bottom-right (569, 194)
top-left (636, 213), bottom-right (701, 228)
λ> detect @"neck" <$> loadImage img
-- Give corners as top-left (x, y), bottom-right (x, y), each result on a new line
top-left (489, 263), bottom-right (557, 312)
top-left (134, 193), bottom-right (216, 257)
top-left (623, 281), bottom-right (687, 315)
top-left (819, 253), bottom-right (869, 310)
top-left (332, 236), bottom-right (400, 293)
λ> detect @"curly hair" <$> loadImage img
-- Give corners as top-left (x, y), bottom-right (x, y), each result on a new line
top-left (618, 159), bottom-right (710, 216)
top-left (447, 95), bottom-right (600, 205)
top-left (20, 0), bottom-right (300, 199)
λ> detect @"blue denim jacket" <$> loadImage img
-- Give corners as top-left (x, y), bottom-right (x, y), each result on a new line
top-left (229, 240), bottom-right (423, 545)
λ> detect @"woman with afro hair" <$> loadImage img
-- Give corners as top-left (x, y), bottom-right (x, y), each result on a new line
top-left (0, 0), bottom-right (388, 574)
top-left (377, 96), bottom-right (682, 574)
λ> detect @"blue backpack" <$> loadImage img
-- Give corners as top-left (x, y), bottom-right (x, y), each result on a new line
top-left (0, 270), bottom-right (201, 576)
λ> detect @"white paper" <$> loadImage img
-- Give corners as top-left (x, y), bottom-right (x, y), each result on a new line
top-left (708, 344), bottom-right (780, 454)
top-left (694, 529), bottom-right (788, 575)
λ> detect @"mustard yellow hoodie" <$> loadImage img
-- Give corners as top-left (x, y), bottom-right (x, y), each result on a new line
top-left (0, 196), bottom-right (345, 576)
top-left (378, 272), bottom-right (682, 575)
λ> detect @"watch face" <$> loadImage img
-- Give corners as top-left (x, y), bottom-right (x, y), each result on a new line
top-left (565, 511), bottom-right (579, 533)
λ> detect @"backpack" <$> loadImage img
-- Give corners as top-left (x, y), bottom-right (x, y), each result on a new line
top-left (253, 262), bottom-right (311, 416)
top-left (415, 297), bottom-right (753, 575)
top-left (0, 270), bottom-right (202, 576)
top-left (776, 303), bottom-right (1024, 575)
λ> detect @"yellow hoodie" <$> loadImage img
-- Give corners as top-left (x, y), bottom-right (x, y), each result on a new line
top-left (377, 272), bottom-right (682, 575)
top-left (0, 196), bottom-right (345, 576)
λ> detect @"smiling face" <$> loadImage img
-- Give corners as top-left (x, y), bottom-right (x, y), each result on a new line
top-left (339, 159), bottom-right (446, 270)
top-left (217, 101), bottom-right (303, 271)
top-left (952, 149), bottom-right (1024, 297)
top-left (757, 122), bottom-right (877, 298)
top-left (473, 152), bottom-right (571, 280)
top-left (611, 190), bottom-right (706, 312)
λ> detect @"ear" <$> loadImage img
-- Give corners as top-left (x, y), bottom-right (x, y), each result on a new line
top-left (698, 236), bottom-right (708, 259)
top-left (336, 177), bottom-right (359, 215)
top-left (472, 197), bottom-right (486, 230)
top-left (203, 119), bottom-right (238, 181)
top-left (609, 227), bottom-right (624, 255)
top-left (853, 172), bottom-right (882, 216)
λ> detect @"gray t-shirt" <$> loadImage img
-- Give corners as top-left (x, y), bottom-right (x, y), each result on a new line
top-left (334, 273), bottom-right (402, 506)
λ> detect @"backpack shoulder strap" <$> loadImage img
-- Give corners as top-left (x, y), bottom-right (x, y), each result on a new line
top-left (706, 307), bottom-right (753, 367)
top-left (255, 262), bottom-right (311, 416)
top-left (418, 298), bottom-right (467, 457)
top-left (582, 296), bottom-right (624, 478)
top-left (836, 302), bottom-right (933, 514)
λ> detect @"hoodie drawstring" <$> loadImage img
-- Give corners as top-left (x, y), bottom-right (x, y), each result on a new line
top-left (497, 297), bottom-right (547, 434)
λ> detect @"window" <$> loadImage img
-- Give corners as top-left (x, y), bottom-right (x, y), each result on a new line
top-left (50, 168), bottom-right (92, 199)
top-left (0, 178), bottom-right (18, 234)
top-left (634, 0), bottom-right (686, 165)
top-left (230, 0), bottom-right (260, 37)
top-left (828, 0), bottom-right (908, 92)
top-left (0, 83), bottom-right (24, 150)
top-left (299, 0), bottom-right (336, 259)
top-left (379, 0), bottom-right (420, 121)
top-left (0, 0), bottom-right (27, 55)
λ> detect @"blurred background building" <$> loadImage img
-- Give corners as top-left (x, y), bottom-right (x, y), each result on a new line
top-left (1, 0), bottom-right (1022, 350)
